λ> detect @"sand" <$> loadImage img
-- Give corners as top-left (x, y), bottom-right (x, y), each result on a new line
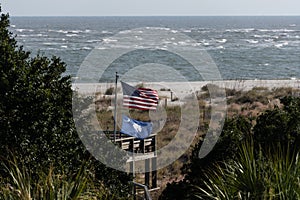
top-left (73, 79), bottom-right (300, 96)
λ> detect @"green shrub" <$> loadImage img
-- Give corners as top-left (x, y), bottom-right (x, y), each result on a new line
top-left (0, 7), bottom-right (132, 199)
top-left (200, 84), bottom-right (226, 98)
top-left (253, 96), bottom-right (300, 151)
top-left (160, 88), bottom-right (171, 91)
top-left (225, 88), bottom-right (242, 97)
top-left (105, 87), bottom-right (114, 95)
top-left (194, 139), bottom-right (300, 200)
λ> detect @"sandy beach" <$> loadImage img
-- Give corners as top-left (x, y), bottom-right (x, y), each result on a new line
top-left (73, 79), bottom-right (300, 95)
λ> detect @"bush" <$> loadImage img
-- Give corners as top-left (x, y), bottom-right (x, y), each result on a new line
top-left (194, 139), bottom-right (300, 199)
top-left (0, 7), bottom-right (82, 171)
top-left (231, 87), bottom-right (271, 104)
top-left (225, 88), bottom-right (242, 97)
top-left (0, 6), bottom-right (132, 198)
top-left (183, 116), bottom-right (251, 184)
top-left (105, 86), bottom-right (114, 95)
top-left (253, 96), bottom-right (300, 151)
top-left (200, 84), bottom-right (226, 98)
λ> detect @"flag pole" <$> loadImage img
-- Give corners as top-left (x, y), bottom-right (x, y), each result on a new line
top-left (113, 72), bottom-right (119, 143)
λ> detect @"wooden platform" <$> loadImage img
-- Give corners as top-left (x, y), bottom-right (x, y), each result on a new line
top-left (104, 131), bottom-right (157, 154)
top-left (104, 131), bottom-right (158, 189)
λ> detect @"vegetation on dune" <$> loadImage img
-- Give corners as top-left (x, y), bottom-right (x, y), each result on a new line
top-left (160, 97), bottom-right (300, 200)
top-left (94, 81), bottom-right (300, 199)
top-left (194, 139), bottom-right (300, 200)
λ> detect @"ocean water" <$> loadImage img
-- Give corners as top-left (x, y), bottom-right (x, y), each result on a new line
top-left (9, 16), bottom-right (300, 82)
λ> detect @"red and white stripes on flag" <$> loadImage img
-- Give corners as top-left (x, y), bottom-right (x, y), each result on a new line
top-left (121, 81), bottom-right (159, 110)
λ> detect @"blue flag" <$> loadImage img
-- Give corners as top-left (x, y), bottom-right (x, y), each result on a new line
top-left (121, 115), bottom-right (153, 139)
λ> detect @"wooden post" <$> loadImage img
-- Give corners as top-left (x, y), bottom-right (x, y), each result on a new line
top-left (151, 157), bottom-right (157, 189)
top-left (165, 98), bottom-right (167, 108)
top-left (130, 139), bottom-right (135, 178)
top-left (133, 184), bottom-right (137, 200)
top-left (151, 135), bottom-right (157, 188)
top-left (145, 159), bottom-right (150, 187)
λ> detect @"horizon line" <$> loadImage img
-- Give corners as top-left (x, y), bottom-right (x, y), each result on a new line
top-left (9, 15), bottom-right (300, 17)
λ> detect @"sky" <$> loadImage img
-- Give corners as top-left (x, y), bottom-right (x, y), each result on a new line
top-left (1, 0), bottom-right (300, 16)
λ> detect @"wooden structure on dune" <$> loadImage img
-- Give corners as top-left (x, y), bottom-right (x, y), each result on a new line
top-left (106, 131), bottom-right (158, 190)
top-left (109, 73), bottom-right (159, 199)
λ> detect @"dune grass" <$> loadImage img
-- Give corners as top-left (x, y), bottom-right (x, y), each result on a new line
top-left (0, 156), bottom-right (127, 200)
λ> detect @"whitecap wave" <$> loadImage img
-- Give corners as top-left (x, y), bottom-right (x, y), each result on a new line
top-left (225, 28), bottom-right (255, 33)
top-left (101, 30), bottom-right (113, 34)
top-left (66, 34), bottom-right (79, 37)
top-left (70, 30), bottom-right (81, 34)
top-left (274, 42), bottom-right (289, 48)
top-left (43, 42), bottom-right (54, 46)
top-left (87, 39), bottom-right (102, 43)
top-left (103, 38), bottom-right (118, 43)
top-left (264, 39), bottom-right (274, 42)
top-left (43, 42), bottom-right (60, 46)
top-left (258, 29), bottom-right (297, 33)
top-left (253, 34), bottom-right (273, 38)
top-left (119, 30), bottom-right (132, 34)
top-left (43, 47), bottom-right (60, 50)
top-left (246, 39), bottom-right (259, 44)
top-left (216, 39), bottom-right (227, 43)
top-left (146, 27), bottom-right (170, 31)
top-left (16, 28), bottom-right (34, 32)
top-left (49, 29), bottom-right (68, 34)
top-left (181, 29), bottom-right (191, 33)
top-left (27, 34), bottom-right (47, 37)
top-left (134, 35), bottom-right (143, 41)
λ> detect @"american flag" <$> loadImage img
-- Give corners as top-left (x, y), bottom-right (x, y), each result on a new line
top-left (121, 81), bottom-right (159, 110)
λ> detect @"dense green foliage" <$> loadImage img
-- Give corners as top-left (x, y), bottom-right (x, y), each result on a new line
top-left (254, 96), bottom-right (300, 151)
top-left (0, 6), bottom-right (132, 199)
top-left (0, 6), bottom-right (79, 169)
top-left (195, 139), bottom-right (300, 199)
top-left (161, 97), bottom-right (300, 199)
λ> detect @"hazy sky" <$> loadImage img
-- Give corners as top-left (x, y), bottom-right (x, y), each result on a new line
top-left (1, 0), bottom-right (300, 16)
